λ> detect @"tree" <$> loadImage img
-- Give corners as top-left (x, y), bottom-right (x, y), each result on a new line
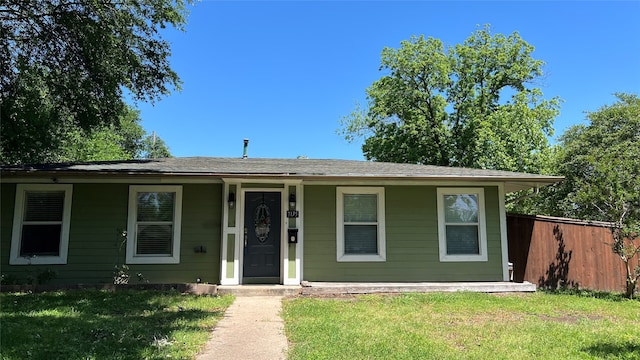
top-left (536, 94), bottom-right (640, 298)
top-left (59, 106), bottom-right (171, 162)
top-left (339, 26), bottom-right (561, 174)
top-left (0, 0), bottom-right (190, 164)
top-left (1, 101), bottom-right (171, 163)
top-left (140, 131), bottom-right (171, 159)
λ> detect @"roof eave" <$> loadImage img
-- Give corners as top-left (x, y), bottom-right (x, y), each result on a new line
top-left (0, 170), bottom-right (563, 192)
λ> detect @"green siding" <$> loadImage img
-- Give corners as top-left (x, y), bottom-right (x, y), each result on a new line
top-left (303, 185), bottom-right (504, 282)
top-left (1, 183), bottom-right (222, 285)
top-left (2, 181), bottom-right (506, 284)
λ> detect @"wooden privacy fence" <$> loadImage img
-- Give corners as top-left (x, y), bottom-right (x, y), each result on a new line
top-left (507, 213), bottom-right (639, 293)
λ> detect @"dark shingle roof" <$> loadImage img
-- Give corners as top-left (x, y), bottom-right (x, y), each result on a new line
top-left (1, 157), bottom-right (563, 192)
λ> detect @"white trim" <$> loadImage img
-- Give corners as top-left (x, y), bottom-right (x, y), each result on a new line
top-left (281, 190), bottom-right (288, 284)
top-left (283, 183), bottom-right (303, 285)
top-left (220, 181), bottom-right (241, 285)
top-left (222, 178), bottom-right (303, 185)
top-left (437, 188), bottom-right (488, 262)
top-left (2, 177), bottom-right (224, 184)
top-left (296, 183), bottom-right (304, 283)
top-left (305, 180), bottom-right (507, 186)
top-left (10, 184), bottom-right (73, 265)
top-left (126, 185), bottom-right (182, 264)
top-left (498, 184), bottom-right (510, 281)
top-left (3, 177), bottom-right (544, 194)
top-left (336, 187), bottom-right (386, 262)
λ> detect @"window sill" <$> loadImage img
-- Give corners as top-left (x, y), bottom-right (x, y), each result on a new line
top-left (9, 256), bottom-right (67, 265)
top-left (126, 256), bottom-right (180, 265)
top-left (439, 254), bottom-right (488, 262)
top-left (337, 254), bottom-right (386, 262)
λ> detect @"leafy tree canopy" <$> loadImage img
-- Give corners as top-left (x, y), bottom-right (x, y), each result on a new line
top-left (536, 93), bottom-right (640, 223)
top-left (0, 0), bottom-right (189, 164)
top-left (140, 131), bottom-right (171, 159)
top-left (59, 106), bottom-right (172, 162)
top-left (339, 25), bottom-right (561, 174)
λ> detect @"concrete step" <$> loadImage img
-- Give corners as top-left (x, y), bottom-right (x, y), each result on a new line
top-left (217, 285), bottom-right (301, 296)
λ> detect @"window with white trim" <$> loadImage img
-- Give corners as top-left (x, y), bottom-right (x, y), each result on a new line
top-left (437, 188), bottom-right (487, 262)
top-left (126, 185), bottom-right (182, 264)
top-left (336, 187), bottom-right (386, 262)
top-left (10, 184), bottom-right (73, 265)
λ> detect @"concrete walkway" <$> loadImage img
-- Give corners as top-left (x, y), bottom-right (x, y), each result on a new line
top-left (196, 296), bottom-right (288, 360)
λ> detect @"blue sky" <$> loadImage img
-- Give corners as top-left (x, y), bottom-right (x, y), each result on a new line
top-left (134, 1), bottom-right (640, 160)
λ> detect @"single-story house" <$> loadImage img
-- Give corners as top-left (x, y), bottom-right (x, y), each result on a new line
top-left (0, 157), bottom-right (562, 286)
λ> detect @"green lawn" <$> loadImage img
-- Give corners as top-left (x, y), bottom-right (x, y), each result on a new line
top-left (283, 292), bottom-right (640, 360)
top-left (4, 290), bottom-right (639, 360)
top-left (0, 290), bottom-right (234, 360)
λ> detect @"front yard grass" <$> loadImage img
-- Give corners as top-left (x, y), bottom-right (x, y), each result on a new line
top-left (0, 290), bottom-right (234, 360)
top-left (283, 292), bottom-right (640, 360)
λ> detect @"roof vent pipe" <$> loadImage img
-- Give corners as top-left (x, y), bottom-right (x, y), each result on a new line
top-left (242, 139), bottom-right (249, 159)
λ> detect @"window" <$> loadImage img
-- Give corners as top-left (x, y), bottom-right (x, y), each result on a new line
top-left (437, 188), bottom-right (487, 262)
top-left (10, 184), bottom-right (73, 265)
top-left (126, 185), bottom-right (182, 264)
top-left (336, 187), bottom-right (386, 262)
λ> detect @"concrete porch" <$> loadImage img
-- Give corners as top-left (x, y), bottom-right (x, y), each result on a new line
top-left (216, 281), bottom-right (536, 296)
top-left (300, 281), bottom-right (536, 295)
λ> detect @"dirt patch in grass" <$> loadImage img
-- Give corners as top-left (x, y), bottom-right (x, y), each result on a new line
top-left (537, 314), bottom-right (605, 324)
top-left (291, 293), bottom-right (362, 300)
top-left (434, 310), bottom-right (526, 326)
top-left (489, 292), bottom-right (535, 298)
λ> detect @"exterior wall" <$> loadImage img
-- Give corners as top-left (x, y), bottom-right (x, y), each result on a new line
top-left (219, 181), bottom-right (302, 285)
top-left (1, 183), bottom-right (222, 285)
top-left (2, 181), bottom-right (506, 284)
top-left (303, 185), bottom-right (504, 282)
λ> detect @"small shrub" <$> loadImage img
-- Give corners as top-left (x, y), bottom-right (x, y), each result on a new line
top-left (1, 273), bottom-right (19, 285)
top-left (113, 264), bottom-right (130, 284)
top-left (112, 229), bottom-right (148, 284)
top-left (1, 269), bottom-right (56, 286)
top-left (35, 269), bottom-right (56, 284)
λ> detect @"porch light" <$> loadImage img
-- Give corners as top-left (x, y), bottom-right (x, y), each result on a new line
top-left (228, 192), bottom-right (236, 209)
top-left (289, 193), bottom-right (296, 210)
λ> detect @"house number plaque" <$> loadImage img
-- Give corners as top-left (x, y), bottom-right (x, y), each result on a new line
top-left (286, 210), bottom-right (299, 218)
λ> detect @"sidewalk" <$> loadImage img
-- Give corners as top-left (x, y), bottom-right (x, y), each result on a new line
top-left (196, 296), bottom-right (288, 360)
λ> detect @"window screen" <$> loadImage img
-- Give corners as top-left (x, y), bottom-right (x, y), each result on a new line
top-left (135, 192), bottom-right (175, 256)
top-left (19, 191), bottom-right (65, 257)
top-left (343, 194), bottom-right (378, 255)
top-left (443, 194), bottom-right (480, 255)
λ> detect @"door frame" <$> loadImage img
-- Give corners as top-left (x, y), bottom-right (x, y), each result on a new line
top-left (238, 188), bottom-right (285, 284)
top-left (220, 179), bottom-right (303, 286)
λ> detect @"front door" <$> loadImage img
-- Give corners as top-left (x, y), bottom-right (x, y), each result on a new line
top-left (243, 192), bottom-right (281, 282)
